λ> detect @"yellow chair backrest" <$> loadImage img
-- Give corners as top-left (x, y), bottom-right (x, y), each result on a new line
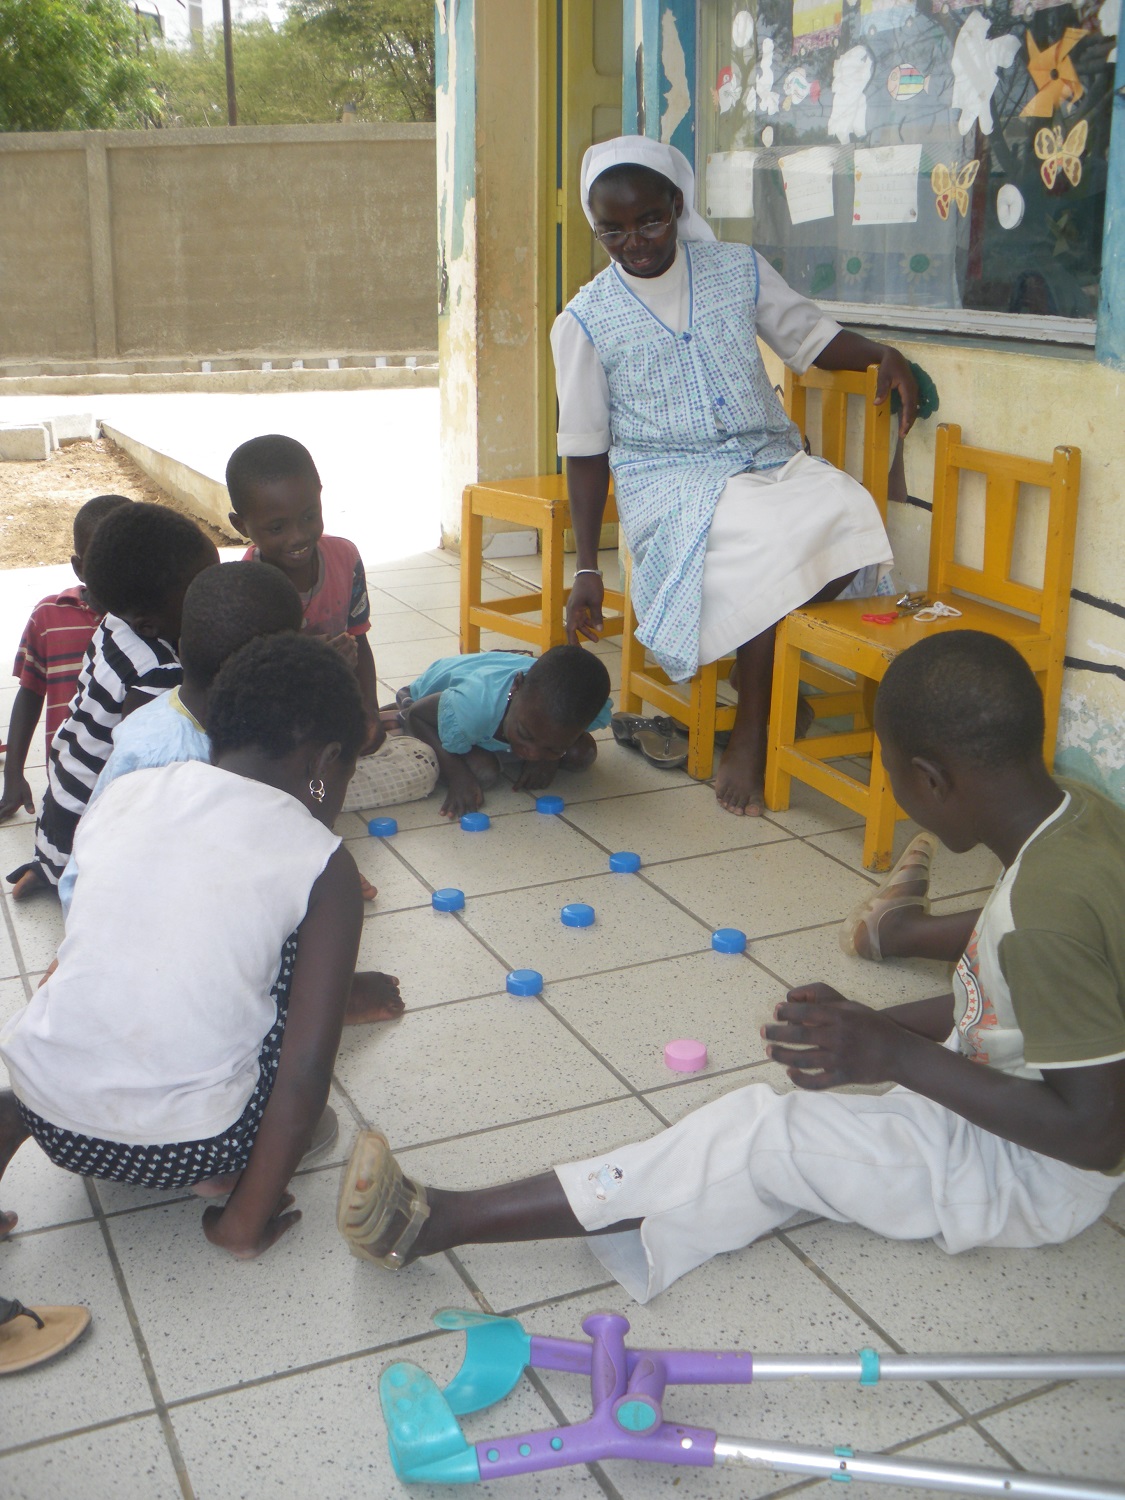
top-left (783, 363), bottom-right (891, 519)
top-left (928, 422), bottom-right (1081, 638)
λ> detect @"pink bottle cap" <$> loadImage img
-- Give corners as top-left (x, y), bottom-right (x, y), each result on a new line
top-left (664, 1038), bottom-right (708, 1073)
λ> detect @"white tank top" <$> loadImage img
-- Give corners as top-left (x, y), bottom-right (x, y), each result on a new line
top-left (0, 761), bottom-right (340, 1145)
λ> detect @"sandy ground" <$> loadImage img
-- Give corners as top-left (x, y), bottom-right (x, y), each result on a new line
top-left (0, 439), bottom-right (229, 568)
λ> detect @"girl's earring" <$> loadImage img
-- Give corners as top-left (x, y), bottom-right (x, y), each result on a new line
top-left (308, 777), bottom-right (326, 804)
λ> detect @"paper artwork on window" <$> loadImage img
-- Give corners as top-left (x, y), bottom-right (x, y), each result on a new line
top-left (753, 37), bottom-right (781, 114)
top-left (779, 145), bottom-right (838, 224)
top-left (996, 183), bottom-right (1025, 230)
top-left (792, 0), bottom-right (843, 48)
top-left (1034, 119), bottom-right (1088, 190)
top-left (852, 144), bottom-right (922, 224)
top-left (828, 45), bottom-right (874, 143)
top-left (886, 63), bottom-right (930, 101)
top-left (930, 158), bottom-right (980, 219)
top-left (705, 151), bottom-right (757, 218)
top-left (950, 12), bottom-right (1021, 136)
top-left (1021, 28), bottom-right (1086, 118)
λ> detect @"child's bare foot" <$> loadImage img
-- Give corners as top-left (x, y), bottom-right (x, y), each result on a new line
top-left (839, 832), bottom-right (936, 961)
top-left (7, 863), bottom-right (51, 901)
top-left (191, 1172), bottom-right (242, 1198)
top-left (1, 1209), bottom-right (17, 1238)
top-left (713, 725), bottom-right (766, 816)
top-left (345, 971), bottom-right (404, 1025)
top-left (0, 1090), bottom-right (30, 1231)
top-left (358, 874), bottom-right (377, 903)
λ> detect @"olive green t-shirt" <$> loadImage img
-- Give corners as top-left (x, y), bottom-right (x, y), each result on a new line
top-left (953, 781), bottom-right (1125, 1086)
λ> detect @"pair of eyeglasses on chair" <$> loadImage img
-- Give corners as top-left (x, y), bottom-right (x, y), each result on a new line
top-left (593, 214), bottom-right (676, 248)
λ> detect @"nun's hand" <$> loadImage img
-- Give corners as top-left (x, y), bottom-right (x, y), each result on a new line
top-left (566, 574), bottom-right (604, 644)
top-left (876, 348), bottom-right (918, 438)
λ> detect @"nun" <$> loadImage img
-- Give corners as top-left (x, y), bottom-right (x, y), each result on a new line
top-left (552, 135), bottom-right (918, 815)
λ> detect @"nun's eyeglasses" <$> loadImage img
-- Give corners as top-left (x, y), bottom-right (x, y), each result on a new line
top-left (593, 214), bottom-right (676, 248)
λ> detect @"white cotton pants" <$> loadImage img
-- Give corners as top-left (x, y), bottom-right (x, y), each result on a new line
top-left (554, 1083), bottom-right (1120, 1303)
top-left (696, 451), bottom-right (894, 665)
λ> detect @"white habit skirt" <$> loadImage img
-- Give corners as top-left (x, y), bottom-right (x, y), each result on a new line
top-left (695, 450), bottom-right (893, 666)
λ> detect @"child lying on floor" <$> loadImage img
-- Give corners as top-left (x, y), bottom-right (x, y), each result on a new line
top-left (0, 634), bottom-right (367, 1260)
top-left (65, 561), bottom-right (404, 1026)
top-left (6, 503), bottom-right (218, 898)
top-left (402, 645), bottom-right (612, 819)
top-left (227, 433), bottom-right (438, 816)
top-left (338, 631), bottom-right (1125, 1298)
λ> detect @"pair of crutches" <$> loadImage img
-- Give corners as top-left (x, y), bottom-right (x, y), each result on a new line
top-left (380, 1308), bottom-right (1125, 1495)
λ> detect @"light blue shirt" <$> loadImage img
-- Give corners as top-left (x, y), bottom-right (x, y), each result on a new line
top-left (58, 688), bottom-right (211, 912)
top-left (409, 653), bottom-right (612, 756)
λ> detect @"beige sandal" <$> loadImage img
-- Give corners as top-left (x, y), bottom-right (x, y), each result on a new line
top-left (0, 1300), bottom-right (91, 1375)
top-left (839, 831), bottom-right (938, 961)
top-left (337, 1130), bottom-right (429, 1269)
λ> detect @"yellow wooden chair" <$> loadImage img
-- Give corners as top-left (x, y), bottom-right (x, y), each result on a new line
top-left (459, 474), bottom-right (623, 654)
top-left (618, 364), bottom-right (890, 782)
top-left (764, 422), bottom-right (1082, 870)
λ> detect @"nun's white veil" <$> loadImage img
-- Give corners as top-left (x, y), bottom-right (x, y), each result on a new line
top-left (580, 135), bottom-right (716, 242)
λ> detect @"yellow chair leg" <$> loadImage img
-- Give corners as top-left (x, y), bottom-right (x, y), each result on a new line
top-left (460, 495), bottom-right (484, 655)
top-left (764, 624), bottom-right (800, 812)
top-left (619, 563), bottom-right (643, 715)
top-left (686, 661), bottom-right (720, 781)
top-left (862, 733), bottom-right (899, 872)
top-left (542, 513), bottom-right (567, 652)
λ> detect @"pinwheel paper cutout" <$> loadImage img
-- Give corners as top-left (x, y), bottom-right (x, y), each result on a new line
top-left (1021, 28), bottom-right (1085, 118)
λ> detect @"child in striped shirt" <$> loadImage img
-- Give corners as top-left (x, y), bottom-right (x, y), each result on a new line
top-left (6, 503), bottom-right (218, 898)
top-left (1, 496), bottom-right (131, 823)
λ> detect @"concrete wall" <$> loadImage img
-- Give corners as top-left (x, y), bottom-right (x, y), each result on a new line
top-left (0, 124), bottom-right (437, 367)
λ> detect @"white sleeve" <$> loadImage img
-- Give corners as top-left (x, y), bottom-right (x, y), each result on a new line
top-left (550, 310), bottom-right (612, 457)
top-left (752, 252), bottom-right (843, 375)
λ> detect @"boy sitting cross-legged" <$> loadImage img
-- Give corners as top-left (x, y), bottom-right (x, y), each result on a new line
top-left (6, 503), bottom-right (218, 899)
top-left (1, 494), bottom-right (131, 823)
top-left (226, 434), bottom-right (439, 827)
top-left (402, 645), bottom-right (613, 819)
top-left (64, 561), bottom-right (404, 1026)
top-left (338, 631), bottom-right (1125, 1294)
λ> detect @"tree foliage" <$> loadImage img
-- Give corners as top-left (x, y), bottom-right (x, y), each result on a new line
top-left (153, 0), bottom-right (435, 128)
top-left (0, 0), bottom-right (161, 131)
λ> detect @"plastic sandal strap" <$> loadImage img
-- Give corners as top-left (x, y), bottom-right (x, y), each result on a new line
top-left (0, 1299), bottom-right (45, 1331)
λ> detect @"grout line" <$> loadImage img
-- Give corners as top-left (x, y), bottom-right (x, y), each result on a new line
top-left (84, 1178), bottom-right (197, 1500)
top-left (0, 1407), bottom-right (160, 1463)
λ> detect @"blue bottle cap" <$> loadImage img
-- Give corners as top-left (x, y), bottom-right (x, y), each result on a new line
top-left (560, 902), bottom-right (595, 928)
top-left (432, 887), bottom-right (466, 912)
top-left (460, 812), bottom-right (490, 831)
top-left (506, 968), bottom-right (543, 997)
top-left (712, 926), bottom-right (748, 954)
top-left (608, 851), bottom-right (641, 873)
top-left (368, 817), bottom-right (398, 837)
top-left (535, 794), bottom-right (565, 815)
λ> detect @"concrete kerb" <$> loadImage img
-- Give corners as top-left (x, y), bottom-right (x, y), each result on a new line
top-left (0, 365), bottom-right (439, 399)
top-left (100, 423), bottom-right (240, 539)
top-left (0, 423), bottom-right (52, 461)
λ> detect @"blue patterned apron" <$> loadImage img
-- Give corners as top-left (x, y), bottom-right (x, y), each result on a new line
top-left (566, 241), bottom-right (802, 682)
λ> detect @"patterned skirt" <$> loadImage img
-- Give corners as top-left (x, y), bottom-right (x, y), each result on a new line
top-left (18, 934), bottom-right (298, 1191)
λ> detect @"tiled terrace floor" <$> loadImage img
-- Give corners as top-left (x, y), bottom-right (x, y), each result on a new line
top-left (1, 546), bottom-right (1123, 1498)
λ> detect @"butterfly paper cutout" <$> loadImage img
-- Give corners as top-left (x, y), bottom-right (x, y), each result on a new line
top-left (1034, 119), bottom-right (1087, 190)
top-left (930, 158), bottom-right (980, 219)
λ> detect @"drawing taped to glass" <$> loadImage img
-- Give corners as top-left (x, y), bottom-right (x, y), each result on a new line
top-left (696, 0), bottom-right (1117, 330)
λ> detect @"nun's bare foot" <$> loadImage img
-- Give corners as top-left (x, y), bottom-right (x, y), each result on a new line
top-left (345, 971), bottom-right (405, 1025)
top-left (713, 730), bottom-right (766, 816)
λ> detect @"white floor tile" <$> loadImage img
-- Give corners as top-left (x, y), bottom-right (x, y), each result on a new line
top-left (377, 634), bottom-right (470, 681)
top-left (105, 1164), bottom-right (467, 1403)
top-left (977, 1381), bottom-right (1125, 1488)
top-left (371, 608), bottom-right (458, 645)
top-left (751, 921), bottom-right (954, 1007)
top-left (811, 822), bottom-right (1002, 899)
top-left (353, 905), bottom-right (509, 1009)
top-left (5, 892), bottom-right (64, 974)
top-left (0, 1221), bottom-right (156, 1448)
top-left (0, 1416), bottom-right (181, 1498)
top-left (461, 871), bottom-right (711, 984)
top-left (332, 991), bottom-right (625, 1149)
top-left (563, 783), bottom-right (790, 864)
top-left (544, 951), bottom-right (787, 1090)
top-left (644, 839), bottom-right (872, 939)
top-left (390, 811), bottom-right (609, 899)
top-left (344, 837), bottom-right (433, 914)
top-left (0, 1140), bottom-right (95, 1236)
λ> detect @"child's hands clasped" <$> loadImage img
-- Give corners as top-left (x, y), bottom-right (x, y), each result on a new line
top-left (326, 631), bottom-right (359, 669)
top-left (763, 983), bottom-right (906, 1090)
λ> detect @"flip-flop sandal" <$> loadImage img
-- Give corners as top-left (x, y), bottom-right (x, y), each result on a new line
top-left (634, 722), bottom-right (689, 769)
top-left (838, 831), bottom-right (938, 961)
top-left (337, 1130), bottom-right (429, 1269)
top-left (0, 1299), bottom-right (91, 1375)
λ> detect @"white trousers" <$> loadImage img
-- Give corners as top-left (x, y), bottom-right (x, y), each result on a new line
top-left (555, 1083), bottom-right (1119, 1303)
top-left (696, 451), bottom-right (893, 665)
